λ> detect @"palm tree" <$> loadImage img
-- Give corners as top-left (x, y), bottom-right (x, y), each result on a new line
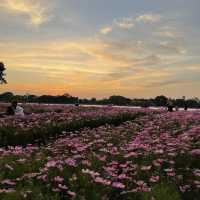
top-left (0, 62), bottom-right (7, 84)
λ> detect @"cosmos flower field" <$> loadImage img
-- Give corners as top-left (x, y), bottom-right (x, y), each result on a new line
top-left (0, 105), bottom-right (200, 200)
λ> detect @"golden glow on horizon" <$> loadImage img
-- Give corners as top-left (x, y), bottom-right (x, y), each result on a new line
top-left (0, 37), bottom-right (199, 98)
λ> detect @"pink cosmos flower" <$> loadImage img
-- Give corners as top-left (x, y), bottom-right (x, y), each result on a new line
top-left (94, 177), bottom-right (111, 186)
top-left (67, 191), bottom-right (76, 197)
top-left (149, 176), bottom-right (159, 183)
top-left (136, 180), bottom-right (145, 186)
top-left (65, 158), bottom-right (77, 167)
top-left (193, 169), bottom-right (200, 177)
top-left (167, 172), bottom-right (176, 177)
top-left (82, 160), bottom-right (91, 167)
top-left (54, 176), bottom-right (64, 183)
top-left (46, 160), bottom-right (57, 168)
top-left (112, 182), bottom-right (125, 189)
top-left (82, 169), bottom-right (100, 177)
top-left (190, 149), bottom-right (200, 156)
top-left (179, 185), bottom-right (190, 193)
top-left (1, 179), bottom-right (16, 186)
top-left (124, 152), bottom-right (137, 158)
top-left (58, 184), bottom-right (68, 190)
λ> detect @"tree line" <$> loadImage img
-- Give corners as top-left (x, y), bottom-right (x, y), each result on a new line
top-left (0, 92), bottom-right (199, 108)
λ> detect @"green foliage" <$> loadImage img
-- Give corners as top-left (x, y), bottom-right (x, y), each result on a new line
top-left (0, 62), bottom-right (7, 84)
top-left (0, 112), bottom-right (145, 147)
top-left (147, 181), bottom-right (181, 200)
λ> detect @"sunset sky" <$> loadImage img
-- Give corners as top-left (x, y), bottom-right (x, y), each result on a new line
top-left (0, 0), bottom-right (200, 98)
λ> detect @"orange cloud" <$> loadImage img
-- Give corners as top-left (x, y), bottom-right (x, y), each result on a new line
top-left (0, 0), bottom-right (51, 26)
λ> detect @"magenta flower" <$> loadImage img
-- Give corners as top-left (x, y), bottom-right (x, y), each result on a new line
top-left (112, 182), bottom-right (125, 189)
top-left (65, 158), bottom-right (77, 167)
top-left (54, 176), bottom-right (64, 183)
top-left (149, 176), bottom-right (159, 183)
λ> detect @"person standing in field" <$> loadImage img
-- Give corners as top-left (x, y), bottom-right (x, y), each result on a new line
top-left (6, 101), bottom-right (17, 115)
top-left (182, 96), bottom-right (188, 111)
top-left (6, 100), bottom-right (24, 116)
top-left (167, 99), bottom-right (174, 112)
top-left (184, 102), bottom-right (188, 111)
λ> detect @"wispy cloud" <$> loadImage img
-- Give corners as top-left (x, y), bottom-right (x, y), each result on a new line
top-left (0, 38), bottom-right (160, 77)
top-left (100, 26), bottom-right (112, 34)
top-left (99, 17), bottom-right (134, 34)
top-left (158, 41), bottom-right (186, 55)
top-left (0, 0), bottom-right (51, 26)
top-left (100, 13), bottom-right (161, 34)
top-left (114, 17), bottom-right (135, 29)
top-left (155, 26), bottom-right (182, 39)
top-left (135, 14), bottom-right (161, 23)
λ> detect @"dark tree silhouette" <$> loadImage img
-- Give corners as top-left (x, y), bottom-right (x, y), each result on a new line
top-left (154, 95), bottom-right (168, 106)
top-left (0, 62), bottom-right (7, 84)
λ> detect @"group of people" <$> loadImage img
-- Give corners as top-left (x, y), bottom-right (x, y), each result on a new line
top-left (167, 100), bottom-right (188, 112)
top-left (0, 101), bottom-right (24, 117)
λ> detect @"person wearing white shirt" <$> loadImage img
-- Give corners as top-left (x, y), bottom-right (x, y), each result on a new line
top-left (6, 101), bottom-right (24, 117)
top-left (15, 105), bottom-right (24, 117)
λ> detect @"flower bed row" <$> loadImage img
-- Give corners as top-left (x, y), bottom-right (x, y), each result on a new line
top-left (0, 111), bottom-right (200, 199)
top-left (0, 107), bottom-right (149, 146)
